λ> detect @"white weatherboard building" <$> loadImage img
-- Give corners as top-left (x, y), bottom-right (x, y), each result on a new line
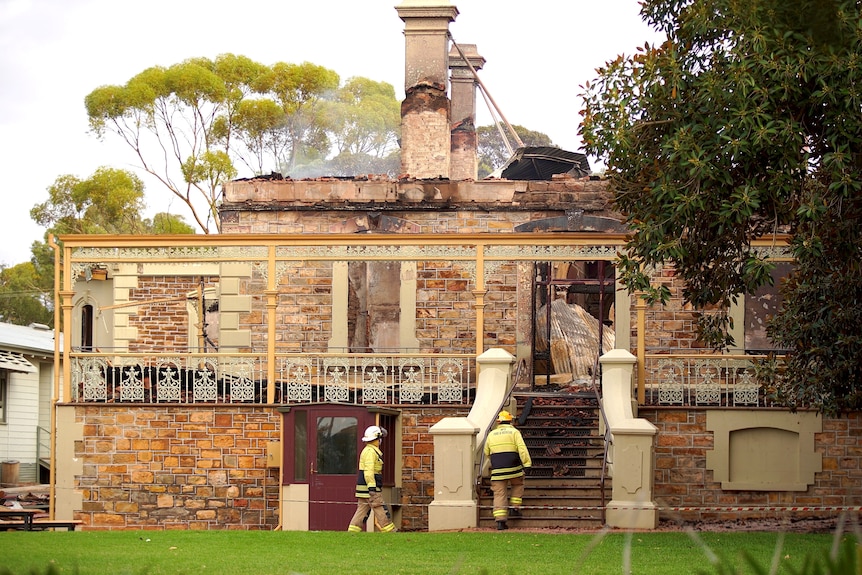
top-left (0, 322), bottom-right (59, 485)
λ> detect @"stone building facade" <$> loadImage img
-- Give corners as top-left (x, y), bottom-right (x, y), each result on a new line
top-left (49, 0), bottom-right (860, 533)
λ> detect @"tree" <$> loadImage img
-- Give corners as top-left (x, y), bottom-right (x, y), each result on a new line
top-left (85, 54), bottom-right (264, 232)
top-left (19, 168), bottom-right (196, 327)
top-left (580, 0), bottom-right (862, 414)
top-left (326, 78), bottom-right (401, 159)
top-left (86, 56), bottom-right (400, 227)
top-left (32, 167), bottom-right (148, 235)
top-left (477, 125), bottom-right (554, 178)
top-left (0, 262), bottom-right (54, 327)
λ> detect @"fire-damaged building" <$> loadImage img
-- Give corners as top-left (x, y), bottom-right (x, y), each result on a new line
top-left (42, 0), bottom-right (860, 533)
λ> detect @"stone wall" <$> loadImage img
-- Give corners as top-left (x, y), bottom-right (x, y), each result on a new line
top-left (71, 404), bottom-right (465, 531)
top-left (74, 406), bottom-right (280, 530)
top-left (641, 408), bottom-right (862, 523)
top-left (634, 265), bottom-right (704, 351)
top-left (399, 407), bottom-right (467, 531)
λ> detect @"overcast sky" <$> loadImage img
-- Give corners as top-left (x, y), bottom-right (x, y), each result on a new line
top-left (0, 0), bottom-right (663, 266)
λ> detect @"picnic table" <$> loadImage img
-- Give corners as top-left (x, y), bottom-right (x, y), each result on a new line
top-left (0, 508), bottom-right (81, 531)
top-left (0, 508), bottom-right (37, 530)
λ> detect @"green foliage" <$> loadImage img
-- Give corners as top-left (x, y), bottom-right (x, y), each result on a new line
top-left (20, 168), bottom-right (196, 325)
top-left (326, 77), bottom-right (401, 161)
top-left (581, 0), bottom-right (862, 415)
top-left (0, 262), bottom-right (53, 327)
top-left (477, 124), bottom-right (555, 178)
top-left (699, 533), bottom-right (859, 575)
top-left (85, 55), bottom-right (400, 230)
top-left (147, 213), bottom-right (196, 235)
top-left (31, 167), bottom-right (147, 235)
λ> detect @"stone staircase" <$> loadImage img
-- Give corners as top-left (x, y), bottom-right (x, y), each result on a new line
top-left (477, 391), bottom-right (609, 529)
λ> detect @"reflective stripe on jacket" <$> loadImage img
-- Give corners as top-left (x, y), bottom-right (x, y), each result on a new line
top-left (483, 423), bottom-right (532, 481)
top-left (355, 444), bottom-right (384, 498)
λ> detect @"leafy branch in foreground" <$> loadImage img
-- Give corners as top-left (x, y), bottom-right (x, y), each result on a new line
top-left (581, 0), bottom-right (862, 415)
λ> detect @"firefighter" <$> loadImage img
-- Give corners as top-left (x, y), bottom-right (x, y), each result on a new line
top-left (484, 410), bottom-right (532, 530)
top-left (347, 425), bottom-right (396, 533)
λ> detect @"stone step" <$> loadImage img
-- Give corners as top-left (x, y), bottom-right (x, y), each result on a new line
top-left (492, 391), bottom-right (609, 529)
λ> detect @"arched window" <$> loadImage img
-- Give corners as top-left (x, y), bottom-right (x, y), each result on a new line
top-left (81, 304), bottom-right (94, 352)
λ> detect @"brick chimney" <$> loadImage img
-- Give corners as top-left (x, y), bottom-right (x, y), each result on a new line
top-left (395, 0), bottom-right (459, 179)
top-left (448, 43), bottom-right (484, 180)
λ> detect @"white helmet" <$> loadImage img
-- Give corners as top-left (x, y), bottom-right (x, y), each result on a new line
top-left (362, 425), bottom-right (387, 442)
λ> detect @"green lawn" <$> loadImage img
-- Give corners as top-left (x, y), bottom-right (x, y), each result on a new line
top-left (0, 529), bottom-right (854, 575)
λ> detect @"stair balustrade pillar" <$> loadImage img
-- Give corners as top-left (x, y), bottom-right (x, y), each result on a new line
top-left (600, 349), bottom-right (659, 529)
top-left (428, 348), bottom-right (514, 531)
top-left (428, 417), bottom-right (480, 531)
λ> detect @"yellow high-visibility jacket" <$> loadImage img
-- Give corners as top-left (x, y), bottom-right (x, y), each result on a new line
top-left (484, 422), bottom-right (532, 481)
top-left (354, 443), bottom-right (384, 498)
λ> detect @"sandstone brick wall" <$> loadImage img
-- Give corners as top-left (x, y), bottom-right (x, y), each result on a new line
top-left (239, 261), bottom-right (334, 353)
top-left (400, 109), bottom-right (450, 179)
top-left (631, 265), bottom-right (705, 351)
top-left (641, 408), bottom-right (862, 523)
top-left (74, 406), bottom-right (280, 530)
top-left (484, 262), bottom-right (518, 353)
top-left (219, 178), bottom-right (618, 236)
top-left (399, 407), bottom-right (467, 531)
top-left (129, 276), bottom-right (218, 351)
top-left (416, 261), bottom-right (475, 353)
top-left (73, 405), bottom-right (465, 531)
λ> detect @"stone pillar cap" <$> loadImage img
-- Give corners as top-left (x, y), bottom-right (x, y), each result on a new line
top-left (396, 0), bottom-right (458, 20)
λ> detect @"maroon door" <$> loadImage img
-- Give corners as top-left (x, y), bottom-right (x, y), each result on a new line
top-left (306, 407), bottom-right (370, 531)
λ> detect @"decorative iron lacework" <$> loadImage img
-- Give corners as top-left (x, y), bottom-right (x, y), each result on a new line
top-left (155, 357), bottom-right (183, 402)
top-left (69, 353), bottom-right (473, 405)
top-left (323, 358), bottom-right (351, 403)
top-left (655, 359), bottom-right (684, 405)
top-left (647, 356), bottom-right (766, 407)
top-left (398, 358), bottom-right (425, 403)
top-left (437, 358), bottom-right (464, 403)
top-left (282, 357), bottom-right (313, 403)
top-left (484, 244), bottom-right (621, 260)
top-left (225, 358), bottom-right (258, 402)
top-left (250, 260), bottom-right (291, 283)
top-left (275, 244), bottom-right (475, 260)
top-left (732, 366), bottom-right (760, 405)
top-left (114, 358), bottom-right (145, 402)
top-left (753, 245), bottom-right (793, 260)
top-left (70, 245), bottom-right (267, 262)
top-left (74, 356), bottom-right (108, 402)
top-left (694, 360), bottom-right (722, 405)
top-left (191, 357), bottom-right (219, 402)
top-left (361, 357), bottom-right (389, 403)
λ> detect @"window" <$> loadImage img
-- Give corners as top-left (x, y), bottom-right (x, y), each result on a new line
top-left (81, 304), bottom-right (94, 351)
top-left (728, 262), bottom-right (794, 353)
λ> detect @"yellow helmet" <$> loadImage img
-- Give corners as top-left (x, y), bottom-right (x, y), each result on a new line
top-left (497, 410), bottom-right (513, 423)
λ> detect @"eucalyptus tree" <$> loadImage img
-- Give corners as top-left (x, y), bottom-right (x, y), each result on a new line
top-left (581, 0), bottom-right (862, 414)
top-left (86, 56), bottom-right (403, 226)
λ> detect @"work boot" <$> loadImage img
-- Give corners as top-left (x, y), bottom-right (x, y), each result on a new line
top-left (509, 507), bottom-right (522, 518)
top-left (496, 521), bottom-right (508, 531)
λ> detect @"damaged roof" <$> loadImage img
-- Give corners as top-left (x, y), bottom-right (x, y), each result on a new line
top-left (497, 146), bottom-right (591, 180)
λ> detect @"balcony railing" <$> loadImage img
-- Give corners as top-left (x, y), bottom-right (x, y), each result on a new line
top-left (69, 351), bottom-right (474, 406)
top-left (640, 353), bottom-right (782, 408)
